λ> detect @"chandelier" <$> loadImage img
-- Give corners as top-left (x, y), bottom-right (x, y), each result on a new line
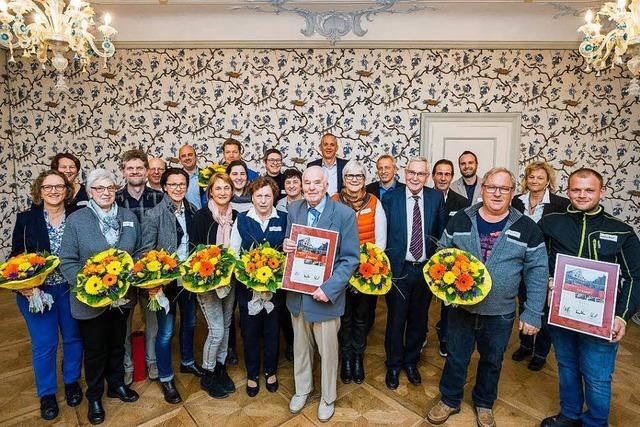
top-left (0, 0), bottom-right (117, 90)
top-left (578, 0), bottom-right (640, 96)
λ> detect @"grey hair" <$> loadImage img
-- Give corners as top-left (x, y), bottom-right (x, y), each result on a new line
top-left (342, 159), bottom-right (366, 179)
top-left (85, 168), bottom-right (118, 194)
top-left (482, 167), bottom-right (517, 188)
top-left (406, 156), bottom-right (429, 169)
top-left (303, 165), bottom-right (329, 183)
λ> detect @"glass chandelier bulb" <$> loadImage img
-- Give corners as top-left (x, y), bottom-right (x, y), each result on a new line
top-left (103, 13), bottom-right (111, 26)
top-left (0, 0), bottom-right (8, 13)
top-left (617, 0), bottom-right (626, 11)
top-left (585, 9), bottom-right (593, 24)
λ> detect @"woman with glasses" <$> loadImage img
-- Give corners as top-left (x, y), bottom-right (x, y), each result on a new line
top-left (60, 169), bottom-right (140, 425)
top-left (10, 170), bottom-right (83, 421)
top-left (51, 152), bottom-right (89, 213)
top-left (331, 160), bottom-right (387, 384)
top-left (192, 172), bottom-right (237, 399)
top-left (137, 167), bottom-right (203, 404)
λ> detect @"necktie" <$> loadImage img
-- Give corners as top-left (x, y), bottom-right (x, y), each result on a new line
top-left (409, 195), bottom-right (423, 260)
top-left (309, 208), bottom-right (320, 227)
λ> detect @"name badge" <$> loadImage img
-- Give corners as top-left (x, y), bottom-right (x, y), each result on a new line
top-left (269, 226), bottom-right (282, 232)
top-left (360, 208), bottom-right (372, 215)
top-left (123, 221), bottom-right (134, 228)
top-left (600, 233), bottom-right (618, 242)
top-left (449, 211), bottom-right (457, 217)
top-left (505, 229), bottom-right (521, 239)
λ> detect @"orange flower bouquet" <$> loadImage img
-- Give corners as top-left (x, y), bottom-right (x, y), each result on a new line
top-left (349, 243), bottom-right (392, 295)
top-left (0, 252), bottom-right (60, 313)
top-left (129, 250), bottom-right (181, 311)
top-left (423, 248), bottom-right (492, 305)
top-left (198, 163), bottom-right (227, 188)
top-left (74, 249), bottom-right (133, 308)
top-left (235, 243), bottom-right (286, 293)
top-left (180, 244), bottom-right (236, 293)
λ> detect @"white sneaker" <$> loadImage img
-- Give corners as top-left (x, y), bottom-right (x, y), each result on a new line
top-left (124, 371), bottom-right (133, 386)
top-left (632, 312), bottom-right (640, 326)
top-left (289, 393), bottom-right (309, 414)
top-left (148, 363), bottom-right (159, 380)
top-left (317, 399), bottom-right (335, 423)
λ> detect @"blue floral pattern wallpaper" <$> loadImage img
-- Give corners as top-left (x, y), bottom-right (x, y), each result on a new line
top-left (1, 48), bottom-right (639, 257)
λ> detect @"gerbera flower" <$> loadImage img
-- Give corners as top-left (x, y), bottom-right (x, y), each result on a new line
top-left (199, 261), bottom-right (214, 277)
top-left (359, 263), bottom-right (374, 280)
top-left (428, 263), bottom-right (446, 280)
top-left (102, 274), bottom-right (117, 287)
top-left (255, 266), bottom-right (273, 284)
top-left (209, 246), bottom-right (221, 258)
top-left (106, 261), bottom-right (123, 275)
top-left (132, 262), bottom-right (144, 274)
top-left (2, 263), bottom-right (19, 279)
top-left (267, 258), bottom-right (280, 269)
top-left (85, 276), bottom-right (103, 295)
top-left (454, 273), bottom-right (474, 292)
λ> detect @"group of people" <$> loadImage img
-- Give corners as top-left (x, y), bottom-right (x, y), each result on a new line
top-left (9, 132), bottom-right (640, 427)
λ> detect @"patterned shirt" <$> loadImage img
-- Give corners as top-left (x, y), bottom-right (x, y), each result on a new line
top-left (44, 210), bottom-right (66, 286)
top-left (115, 186), bottom-right (164, 223)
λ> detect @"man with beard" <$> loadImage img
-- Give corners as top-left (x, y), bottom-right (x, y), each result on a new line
top-left (450, 151), bottom-right (483, 206)
top-left (366, 154), bottom-right (404, 200)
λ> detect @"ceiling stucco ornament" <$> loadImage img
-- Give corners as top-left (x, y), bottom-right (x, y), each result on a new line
top-left (234, 0), bottom-right (432, 45)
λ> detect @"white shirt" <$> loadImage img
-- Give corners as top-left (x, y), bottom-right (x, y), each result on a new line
top-left (174, 204), bottom-right (189, 261)
top-left (322, 160), bottom-right (338, 196)
top-left (519, 189), bottom-right (551, 223)
top-left (404, 187), bottom-right (426, 262)
top-left (372, 200), bottom-right (388, 251)
top-left (229, 206), bottom-right (280, 255)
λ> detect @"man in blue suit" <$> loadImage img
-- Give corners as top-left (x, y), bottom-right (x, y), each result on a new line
top-left (307, 133), bottom-right (348, 195)
top-left (283, 166), bottom-right (359, 422)
top-left (382, 156), bottom-right (446, 390)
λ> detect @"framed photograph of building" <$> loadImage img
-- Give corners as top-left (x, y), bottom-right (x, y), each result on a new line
top-left (548, 254), bottom-right (620, 340)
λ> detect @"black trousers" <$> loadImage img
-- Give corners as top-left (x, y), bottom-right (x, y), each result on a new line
top-left (77, 308), bottom-right (130, 401)
top-left (385, 262), bottom-right (432, 370)
top-left (517, 281), bottom-right (552, 358)
top-left (339, 290), bottom-right (375, 357)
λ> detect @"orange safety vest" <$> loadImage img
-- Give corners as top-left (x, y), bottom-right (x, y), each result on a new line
top-left (331, 193), bottom-right (378, 244)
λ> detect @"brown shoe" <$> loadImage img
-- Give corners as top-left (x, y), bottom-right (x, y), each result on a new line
top-left (475, 407), bottom-right (496, 427)
top-left (426, 400), bottom-right (460, 425)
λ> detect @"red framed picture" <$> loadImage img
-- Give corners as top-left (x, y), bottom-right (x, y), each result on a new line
top-left (282, 224), bottom-right (339, 295)
top-left (548, 254), bottom-right (620, 340)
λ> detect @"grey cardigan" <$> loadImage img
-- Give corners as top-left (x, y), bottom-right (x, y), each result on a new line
top-left (60, 206), bottom-right (141, 320)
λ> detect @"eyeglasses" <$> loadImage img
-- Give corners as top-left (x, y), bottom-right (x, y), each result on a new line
top-left (406, 170), bottom-right (429, 179)
top-left (266, 158), bottom-right (282, 165)
top-left (344, 174), bottom-right (365, 181)
top-left (165, 183), bottom-right (188, 190)
top-left (483, 185), bottom-right (513, 195)
top-left (91, 185), bottom-right (117, 194)
top-left (42, 184), bottom-right (66, 193)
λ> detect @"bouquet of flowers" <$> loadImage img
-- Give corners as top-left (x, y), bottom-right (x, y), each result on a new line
top-left (74, 249), bottom-right (133, 308)
top-left (129, 250), bottom-right (180, 311)
top-left (423, 248), bottom-right (492, 305)
top-left (349, 242), bottom-right (392, 295)
top-left (0, 252), bottom-right (60, 313)
top-left (235, 243), bottom-right (286, 293)
top-left (180, 244), bottom-right (236, 293)
top-left (198, 163), bottom-right (227, 188)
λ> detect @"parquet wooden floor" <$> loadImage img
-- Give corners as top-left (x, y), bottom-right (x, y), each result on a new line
top-left (0, 294), bottom-right (639, 426)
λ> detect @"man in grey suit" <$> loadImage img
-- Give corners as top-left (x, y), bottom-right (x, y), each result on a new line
top-left (449, 150), bottom-right (483, 206)
top-left (283, 166), bottom-right (359, 422)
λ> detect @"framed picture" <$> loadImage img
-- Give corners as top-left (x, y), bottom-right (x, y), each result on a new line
top-left (282, 224), bottom-right (339, 295)
top-left (548, 254), bottom-right (620, 340)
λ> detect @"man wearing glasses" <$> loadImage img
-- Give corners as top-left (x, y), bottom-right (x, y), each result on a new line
top-left (382, 157), bottom-right (446, 390)
top-left (427, 168), bottom-right (548, 427)
top-left (263, 148), bottom-right (287, 201)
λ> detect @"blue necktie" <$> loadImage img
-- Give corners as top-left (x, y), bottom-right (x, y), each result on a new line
top-left (309, 208), bottom-right (320, 227)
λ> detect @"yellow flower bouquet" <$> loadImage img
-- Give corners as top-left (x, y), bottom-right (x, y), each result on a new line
top-left (235, 243), bottom-right (286, 293)
top-left (349, 242), bottom-right (392, 295)
top-left (198, 163), bottom-right (227, 188)
top-left (129, 250), bottom-right (181, 311)
top-left (0, 252), bottom-right (60, 313)
top-left (423, 248), bottom-right (492, 305)
top-left (180, 244), bottom-right (236, 293)
top-left (74, 249), bottom-right (133, 308)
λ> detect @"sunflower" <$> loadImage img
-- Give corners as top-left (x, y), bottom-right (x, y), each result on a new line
top-left (106, 261), bottom-right (123, 275)
top-left (455, 273), bottom-right (474, 292)
top-left (199, 261), bottom-right (214, 277)
top-left (85, 276), bottom-right (103, 295)
top-left (358, 263), bottom-right (374, 280)
top-left (428, 263), bottom-right (446, 280)
top-left (102, 274), bottom-right (117, 287)
top-left (255, 266), bottom-right (273, 284)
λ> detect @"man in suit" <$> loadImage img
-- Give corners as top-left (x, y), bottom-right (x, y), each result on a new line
top-left (431, 158), bottom-right (469, 358)
top-left (307, 133), bottom-right (348, 195)
top-left (366, 154), bottom-right (405, 199)
top-left (450, 150), bottom-right (482, 206)
top-left (382, 156), bottom-right (446, 390)
top-left (283, 166), bottom-right (359, 422)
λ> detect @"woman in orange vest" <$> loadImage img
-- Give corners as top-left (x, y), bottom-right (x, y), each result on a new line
top-left (331, 160), bottom-right (387, 385)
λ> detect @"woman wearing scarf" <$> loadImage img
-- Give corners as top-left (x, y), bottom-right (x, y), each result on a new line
top-left (137, 168), bottom-right (203, 404)
top-left (59, 169), bottom-right (140, 425)
top-left (11, 170), bottom-right (83, 421)
top-left (331, 160), bottom-right (387, 384)
top-left (192, 173), bottom-right (237, 399)
top-left (229, 177), bottom-right (287, 397)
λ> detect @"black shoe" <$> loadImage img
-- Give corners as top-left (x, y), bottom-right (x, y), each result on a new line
top-left (405, 365), bottom-right (422, 385)
top-left (87, 400), bottom-right (105, 425)
top-left (385, 368), bottom-right (400, 390)
top-left (226, 348), bottom-right (239, 366)
top-left (528, 356), bottom-right (546, 372)
top-left (340, 355), bottom-right (354, 384)
top-left (512, 347), bottom-right (533, 362)
top-left (265, 374), bottom-right (279, 393)
top-left (201, 369), bottom-right (229, 399)
top-left (160, 379), bottom-right (182, 404)
top-left (353, 354), bottom-right (365, 384)
top-left (285, 343), bottom-right (294, 362)
top-left (246, 379), bottom-right (260, 397)
top-left (64, 381), bottom-right (83, 407)
top-left (39, 395), bottom-right (59, 420)
top-left (106, 385), bottom-right (139, 403)
top-left (540, 413), bottom-right (582, 427)
top-left (216, 364), bottom-right (236, 394)
top-left (180, 363), bottom-right (205, 377)
top-left (439, 341), bottom-right (448, 358)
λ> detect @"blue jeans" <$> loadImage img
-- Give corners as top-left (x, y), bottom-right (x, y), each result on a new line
top-left (155, 287), bottom-right (197, 382)
top-left (439, 307), bottom-right (515, 409)
top-left (549, 325), bottom-right (618, 427)
top-left (17, 284), bottom-right (83, 397)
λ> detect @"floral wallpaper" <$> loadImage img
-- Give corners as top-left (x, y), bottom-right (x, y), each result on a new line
top-left (1, 48), bottom-right (639, 257)
top-left (1, 50), bottom-right (17, 259)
